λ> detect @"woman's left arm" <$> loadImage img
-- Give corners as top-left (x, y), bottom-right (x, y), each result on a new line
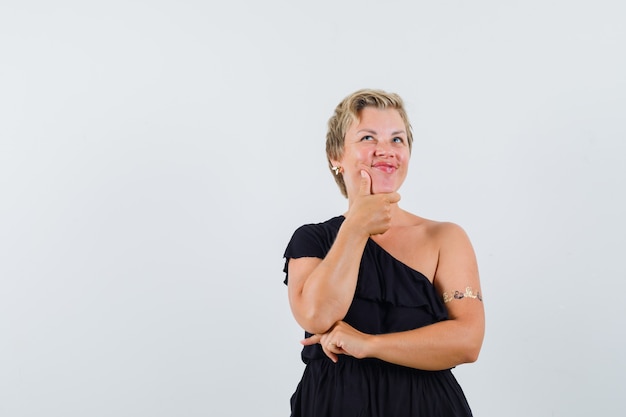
top-left (303, 222), bottom-right (485, 371)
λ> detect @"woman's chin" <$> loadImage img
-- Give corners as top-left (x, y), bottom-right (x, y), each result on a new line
top-left (371, 184), bottom-right (397, 194)
top-left (370, 175), bottom-right (402, 195)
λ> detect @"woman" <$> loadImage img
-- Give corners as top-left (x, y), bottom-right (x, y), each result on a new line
top-left (283, 89), bottom-right (484, 416)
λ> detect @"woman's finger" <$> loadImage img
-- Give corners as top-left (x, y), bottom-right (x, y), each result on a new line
top-left (321, 342), bottom-right (339, 363)
top-left (300, 334), bottom-right (322, 346)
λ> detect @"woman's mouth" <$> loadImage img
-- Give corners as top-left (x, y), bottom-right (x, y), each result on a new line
top-left (372, 162), bottom-right (397, 174)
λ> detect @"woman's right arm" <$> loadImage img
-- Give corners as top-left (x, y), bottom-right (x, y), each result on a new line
top-left (287, 221), bottom-right (369, 335)
top-left (287, 170), bottom-right (400, 334)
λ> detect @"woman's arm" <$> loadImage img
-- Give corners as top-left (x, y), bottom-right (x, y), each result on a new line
top-left (287, 171), bottom-right (401, 334)
top-left (287, 222), bottom-right (368, 335)
top-left (304, 222), bottom-right (485, 370)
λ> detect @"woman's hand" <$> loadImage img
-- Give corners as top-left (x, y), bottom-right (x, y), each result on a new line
top-left (301, 321), bottom-right (373, 363)
top-left (344, 170), bottom-right (400, 237)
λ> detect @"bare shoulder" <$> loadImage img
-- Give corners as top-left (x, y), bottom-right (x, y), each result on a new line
top-left (429, 221), bottom-right (472, 246)
top-left (404, 213), bottom-right (478, 278)
top-left (428, 220), bottom-right (480, 299)
top-left (401, 211), bottom-right (471, 246)
top-left (420, 219), bottom-right (476, 266)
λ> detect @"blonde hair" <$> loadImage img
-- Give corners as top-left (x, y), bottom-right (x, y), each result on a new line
top-left (325, 88), bottom-right (413, 198)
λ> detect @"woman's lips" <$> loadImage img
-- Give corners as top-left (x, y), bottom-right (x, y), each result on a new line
top-left (372, 163), bottom-right (397, 174)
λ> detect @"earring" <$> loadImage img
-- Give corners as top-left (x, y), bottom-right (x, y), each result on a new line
top-left (331, 166), bottom-right (342, 176)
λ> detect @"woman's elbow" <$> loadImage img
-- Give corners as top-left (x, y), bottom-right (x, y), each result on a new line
top-left (460, 336), bottom-right (483, 364)
top-left (462, 347), bottom-right (481, 364)
top-left (291, 296), bottom-right (346, 334)
top-left (296, 309), bottom-right (337, 335)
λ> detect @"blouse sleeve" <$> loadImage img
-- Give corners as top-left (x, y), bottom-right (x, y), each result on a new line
top-left (282, 224), bottom-right (327, 285)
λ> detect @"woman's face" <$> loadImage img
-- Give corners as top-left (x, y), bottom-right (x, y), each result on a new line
top-left (334, 107), bottom-right (410, 198)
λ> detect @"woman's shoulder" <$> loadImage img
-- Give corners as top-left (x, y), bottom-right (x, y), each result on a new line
top-left (285, 215), bottom-right (345, 253)
top-left (400, 211), bottom-right (469, 242)
top-left (293, 215), bottom-right (344, 234)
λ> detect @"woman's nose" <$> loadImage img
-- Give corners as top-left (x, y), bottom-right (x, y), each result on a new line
top-left (375, 142), bottom-right (394, 157)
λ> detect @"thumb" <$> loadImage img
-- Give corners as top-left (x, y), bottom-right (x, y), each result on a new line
top-left (359, 170), bottom-right (372, 195)
top-left (388, 192), bottom-right (401, 204)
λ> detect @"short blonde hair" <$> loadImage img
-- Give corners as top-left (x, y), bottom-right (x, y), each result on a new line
top-left (326, 89), bottom-right (413, 198)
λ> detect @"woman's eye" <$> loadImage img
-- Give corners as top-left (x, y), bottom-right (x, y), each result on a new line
top-left (392, 137), bottom-right (404, 143)
top-left (361, 135), bottom-right (374, 141)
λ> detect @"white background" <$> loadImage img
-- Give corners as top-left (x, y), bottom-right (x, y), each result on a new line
top-left (1, 1), bottom-right (625, 416)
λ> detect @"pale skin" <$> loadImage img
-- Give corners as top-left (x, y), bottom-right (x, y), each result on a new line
top-left (287, 107), bottom-right (485, 371)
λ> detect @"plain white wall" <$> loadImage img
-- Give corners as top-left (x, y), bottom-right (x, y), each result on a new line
top-left (1, 1), bottom-right (625, 416)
